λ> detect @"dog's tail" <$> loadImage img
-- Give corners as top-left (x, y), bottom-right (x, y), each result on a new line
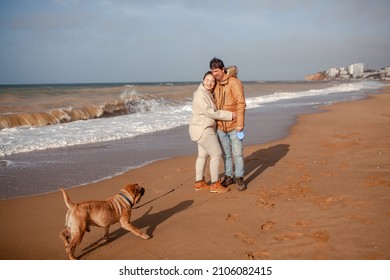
top-left (59, 188), bottom-right (74, 209)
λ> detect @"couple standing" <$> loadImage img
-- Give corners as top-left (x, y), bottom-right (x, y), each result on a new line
top-left (189, 57), bottom-right (246, 193)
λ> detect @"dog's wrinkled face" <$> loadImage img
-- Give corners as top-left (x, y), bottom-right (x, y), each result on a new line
top-left (124, 183), bottom-right (145, 204)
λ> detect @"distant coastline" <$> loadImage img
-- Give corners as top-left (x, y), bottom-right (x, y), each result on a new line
top-left (305, 63), bottom-right (390, 81)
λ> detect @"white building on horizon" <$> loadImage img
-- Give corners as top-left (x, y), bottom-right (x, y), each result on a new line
top-left (339, 67), bottom-right (349, 79)
top-left (326, 67), bottom-right (338, 78)
top-left (348, 63), bottom-right (364, 78)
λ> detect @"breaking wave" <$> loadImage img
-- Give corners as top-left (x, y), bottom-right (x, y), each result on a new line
top-left (0, 88), bottom-right (176, 130)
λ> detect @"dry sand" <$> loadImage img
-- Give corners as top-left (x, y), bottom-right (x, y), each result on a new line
top-left (0, 86), bottom-right (389, 260)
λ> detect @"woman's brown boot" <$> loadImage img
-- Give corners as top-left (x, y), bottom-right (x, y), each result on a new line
top-left (194, 180), bottom-right (210, 191)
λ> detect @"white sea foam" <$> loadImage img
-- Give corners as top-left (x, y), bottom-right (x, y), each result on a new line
top-left (246, 81), bottom-right (381, 109)
top-left (0, 81), bottom-right (383, 156)
top-left (0, 102), bottom-right (192, 156)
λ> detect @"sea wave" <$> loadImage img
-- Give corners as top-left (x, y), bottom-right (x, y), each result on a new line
top-left (246, 81), bottom-right (382, 109)
top-left (0, 98), bottom-right (192, 156)
top-left (0, 88), bottom-right (177, 130)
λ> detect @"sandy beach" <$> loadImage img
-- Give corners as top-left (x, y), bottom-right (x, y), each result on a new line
top-left (0, 85), bottom-right (389, 260)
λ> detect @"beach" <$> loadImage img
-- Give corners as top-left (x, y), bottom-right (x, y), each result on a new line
top-left (0, 85), bottom-right (389, 260)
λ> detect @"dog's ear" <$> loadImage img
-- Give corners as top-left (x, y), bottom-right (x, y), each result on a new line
top-left (132, 184), bottom-right (145, 200)
top-left (134, 183), bottom-right (143, 192)
top-left (135, 184), bottom-right (142, 195)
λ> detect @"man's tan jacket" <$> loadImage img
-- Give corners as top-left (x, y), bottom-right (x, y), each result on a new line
top-left (213, 66), bottom-right (246, 133)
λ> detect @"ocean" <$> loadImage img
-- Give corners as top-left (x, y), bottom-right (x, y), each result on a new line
top-left (0, 80), bottom-right (385, 199)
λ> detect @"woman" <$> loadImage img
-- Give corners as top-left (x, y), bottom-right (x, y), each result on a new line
top-left (189, 71), bottom-right (236, 193)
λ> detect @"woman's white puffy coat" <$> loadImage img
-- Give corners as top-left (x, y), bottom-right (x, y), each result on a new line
top-left (189, 83), bottom-right (233, 141)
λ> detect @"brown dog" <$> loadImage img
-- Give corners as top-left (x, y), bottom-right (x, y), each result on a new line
top-left (59, 183), bottom-right (150, 260)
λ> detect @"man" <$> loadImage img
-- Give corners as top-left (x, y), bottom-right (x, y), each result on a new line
top-left (209, 57), bottom-right (247, 191)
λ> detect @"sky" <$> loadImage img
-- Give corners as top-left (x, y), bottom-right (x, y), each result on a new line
top-left (0, 0), bottom-right (389, 84)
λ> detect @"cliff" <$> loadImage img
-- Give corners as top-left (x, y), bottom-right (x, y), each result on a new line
top-left (304, 72), bottom-right (326, 81)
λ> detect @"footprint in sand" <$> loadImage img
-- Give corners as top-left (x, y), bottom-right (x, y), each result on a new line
top-left (245, 250), bottom-right (270, 260)
top-left (365, 175), bottom-right (390, 188)
top-left (234, 232), bottom-right (256, 244)
top-left (309, 231), bottom-right (329, 242)
top-left (256, 196), bottom-right (275, 208)
top-left (313, 195), bottom-right (345, 209)
top-left (226, 213), bottom-right (239, 223)
top-left (273, 232), bottom-right (304, 241)
top-left (294, 220), bottom-right (311, 228)
top-left (260, 221), bottom-right (275, 230)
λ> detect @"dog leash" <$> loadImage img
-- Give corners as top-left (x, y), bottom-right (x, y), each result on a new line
top-left (133, 177), bottom-right (192, 209)
top-left (132, 188), bottom-right (176, 209)
top-left (133, 157), bottom-right (221, 210)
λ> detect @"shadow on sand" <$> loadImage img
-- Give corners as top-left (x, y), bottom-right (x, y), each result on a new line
top-left (244, 143), bottom-right (290, 185)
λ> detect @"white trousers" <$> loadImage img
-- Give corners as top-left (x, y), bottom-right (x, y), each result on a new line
top-left (195, 127), bottom-right (222, 183)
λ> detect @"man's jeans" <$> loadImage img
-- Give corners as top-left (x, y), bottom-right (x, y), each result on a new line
top-left (217, 129), bottom-right (244, 178)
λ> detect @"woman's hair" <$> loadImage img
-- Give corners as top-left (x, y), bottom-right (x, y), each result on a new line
top-left (203, 71), bottom-right (214, 80)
